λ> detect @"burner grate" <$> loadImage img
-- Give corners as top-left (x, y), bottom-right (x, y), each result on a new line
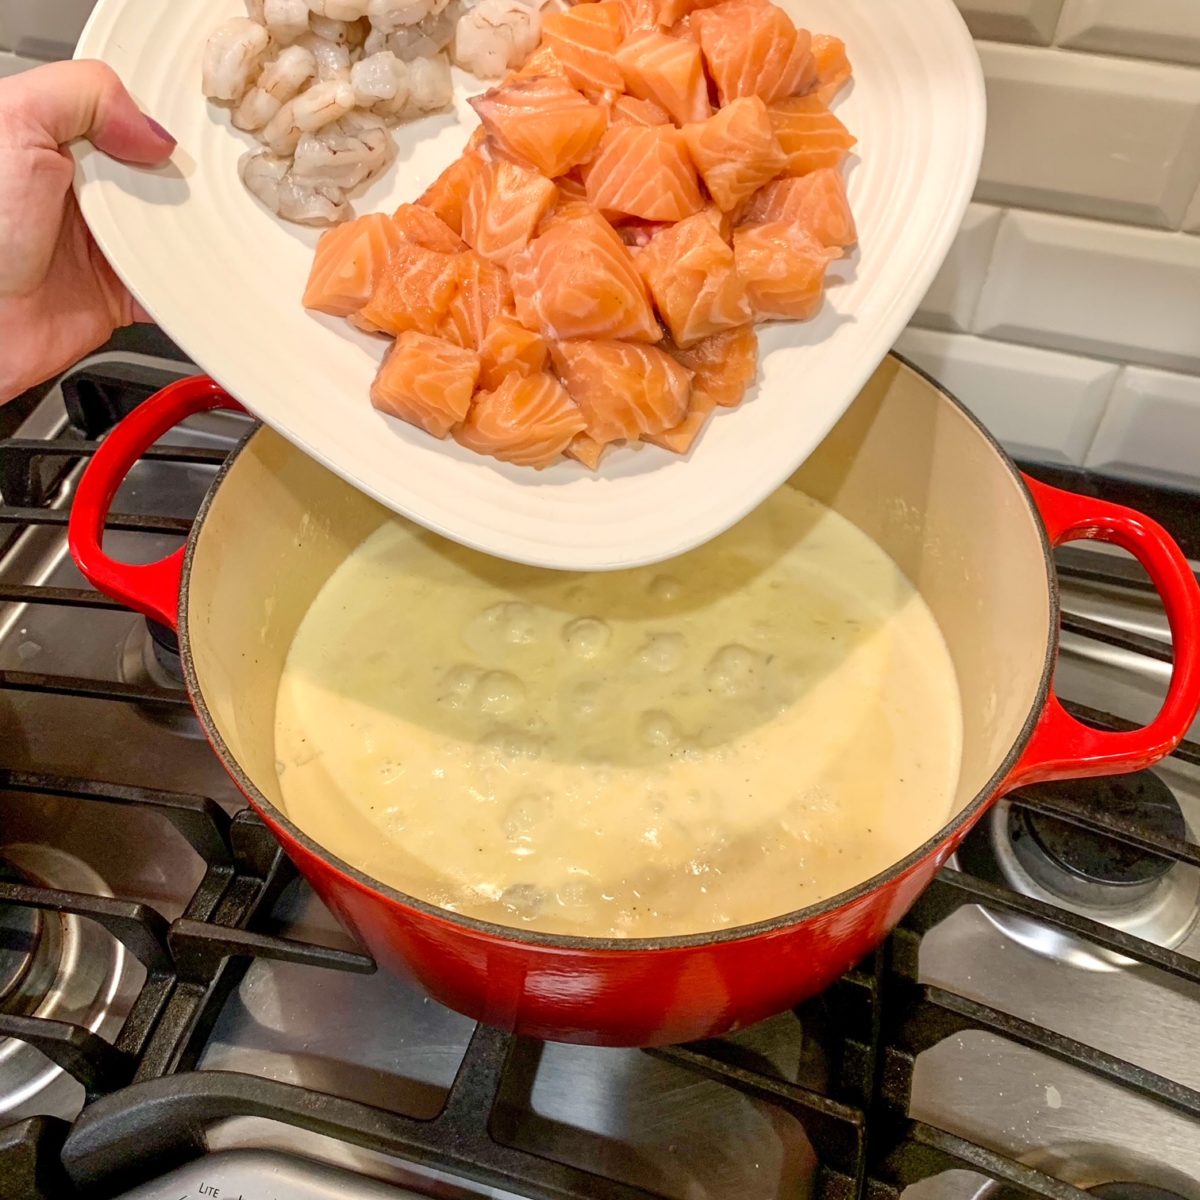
top-left (1, 362), bottom-right (1198, 1199)
top-left (0, 774), bottom-right (373, 1098)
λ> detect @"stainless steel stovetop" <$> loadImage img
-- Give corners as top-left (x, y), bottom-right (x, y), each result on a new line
top-left (1, 349), bottom-right (1198, 1200)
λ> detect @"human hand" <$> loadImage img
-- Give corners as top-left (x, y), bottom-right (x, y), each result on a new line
top-left (0, 60), bottom-right (176, 404)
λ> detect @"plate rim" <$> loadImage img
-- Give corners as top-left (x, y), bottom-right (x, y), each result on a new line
top-left (72, 0), bottom-right (987, 571)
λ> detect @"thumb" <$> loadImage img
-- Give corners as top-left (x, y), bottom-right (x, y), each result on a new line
top-left (5, 59), bottom-right (176, 164)
top-left (0, 61), bottom-right (175, 298)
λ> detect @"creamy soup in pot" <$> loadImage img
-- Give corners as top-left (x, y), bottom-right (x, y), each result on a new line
top-left (273, 485), bottom-right (963, 939)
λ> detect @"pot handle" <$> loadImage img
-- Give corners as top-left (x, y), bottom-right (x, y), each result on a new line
top-left (1009, 475), bottom-right (1200, 788)
top-left (68, 375), bottom-right (245, 633)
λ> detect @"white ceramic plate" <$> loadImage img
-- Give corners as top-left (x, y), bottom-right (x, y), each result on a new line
top-left (74, 0), bottom-right (984, 571)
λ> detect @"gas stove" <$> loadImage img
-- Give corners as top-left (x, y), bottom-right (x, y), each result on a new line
top-left (1, 343), bottom-right (1198, 1200)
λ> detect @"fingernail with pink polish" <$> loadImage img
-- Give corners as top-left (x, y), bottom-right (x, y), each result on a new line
top-left (145, 116), bottom-right (177, 147)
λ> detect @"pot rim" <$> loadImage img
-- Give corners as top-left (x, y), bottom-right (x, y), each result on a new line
top-left (178, 353), bottom-right (1059, 953)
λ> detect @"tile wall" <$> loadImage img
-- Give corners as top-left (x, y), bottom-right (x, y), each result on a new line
top-left (2, 0), bottom-right (1199, 484)
top-left (897, 0), bottom-right (1200, 485)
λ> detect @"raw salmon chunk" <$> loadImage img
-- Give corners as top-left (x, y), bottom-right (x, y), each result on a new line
top-left (584, 125), bottom-right (703, 221)
top-left (733, 221), bottom-right (839, 320)
top-left (767, 95), bottom-right (856, 176)
top-left (551, 339), bottom-right (691, 441)
top-left (371, 332), bottom-right (480, 439)
top-left (617, 0), bottom-right (660, 37)
top-left (416, 153), bottom-right (491, 237)
top-left (698, 201), bottom-right (733, 240)
top-left (615, 30), bottom-right (709, 125)
top-left (683, 96), bottom-right (786, 212)
top-left (510, 206), bottom-right (660, 341)
top-left (357, 241), bottom-right (460, 336)
top-left (811, 33), bottom-right (852, 105)
top-left (307, 0), bottom-right (859, 471)
top-left (656, 0), bottom-right (724, 27)
top-left (542, 2), bottom-right (625, 96)
top-left (471, 76), bottom-right (608, 178)
top-left (479, 315), bottom-right (549, 390)
top-left (440, 252), bottom-right (514, 350)
top-left (536, 196), bottom-right (602, 234)
top-left (635, 212), bottom-right (751, 346)
top-left (553, 170), bottom-right (589, 202)
top-left (391, 203), bottom-right (466, 254)
top-left (455, 371), bottom-right (586, 468)
top-left (694, 0), bottom-right (813, 106)
top-left (609, 93), bottom-right (671, 126)
top-left (514, 42), bottom-right (569, 79)
top-left (644, 409), bottom-right (710, 453)
top-left (566, 432), bottom-right (610, 469)
top-left (303, 213), bottom-right (406, 318)
top-left (671, 324), bottom-right (757, 409)
top-left (618, 218), bottom-right (672, 247)
top-left (777, 28), bottom-right (818, 99)
top-left (461, 157), bottom-right (558, 266)
top-left (740, 168), bottom-right (856, 248)
top-left (668, 14), bottom-right (695, 40)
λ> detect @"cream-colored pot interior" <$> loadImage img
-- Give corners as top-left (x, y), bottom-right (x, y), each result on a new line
top-left (183, 356), bottom-right (1055, 890)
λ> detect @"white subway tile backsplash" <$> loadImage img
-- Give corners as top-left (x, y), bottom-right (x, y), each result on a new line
top-left (948, 9), bottom-right (1200, 484)
top-left (1085, 366), bottom-right (1200, 485)
top-left (973, 210), bottom-right (1200, 374)
top-left (974, 43), bottom-right (1200, 228)
top-left (1056, 0), bottom-right (1200, 68)
top-left (955, 0), bottom-right (1063, 45)
top-left (913, 204), bottom-right (1004, 332)
top-left (894, 329), bottom-right (1116, 464)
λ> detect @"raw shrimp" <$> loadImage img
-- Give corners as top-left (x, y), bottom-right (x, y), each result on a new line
top-left (240, 151), bottom-right (353, 223)
top-left (276, 179), bottom-right (353, 225)
top-left (240, 149), bottom-right (292, 201)
top-left (264, 0), bottom-right (310, 44)
top-left (387, 3), bottom-right (460, 60)
top-left (295, 78), bottom-right (359, 128)
top-left (364, 26), bottom-right (389, 55)
top-left (292, 111), bottom-right (395, 190)
top-left (262, 80), bottom-right (355, 153)
top-left (351, 51), bottom-right (412, 115)
top-left (309, 14), bottom-right (363, 44)
top-left (235, 90), bottom-right (276, 134)
top-left (307, 0), bottom-right (371, 19)
top-left (295, 31), bottom-right (353, 80)
top-left (368, 0), bottom-right (450, 32)
top-left (208, 0), bottom-right (541, 226)
top-left (202, 18), bottom-right (270, 102)
top-left (405, 55), bottom-right (454, 112)
top-left (234, 45), bottom-right (318, 132)
top-left (452, 0), bottom-right (541, 79)
top-left (262, 100), bottom-right (304, 155)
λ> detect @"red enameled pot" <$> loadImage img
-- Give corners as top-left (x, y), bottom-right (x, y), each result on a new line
top-left (68, 355), bottom-right (1200, 1047)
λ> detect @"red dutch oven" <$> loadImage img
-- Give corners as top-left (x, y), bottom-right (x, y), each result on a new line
top-left (68, 355), bottom-right (1200, 1047)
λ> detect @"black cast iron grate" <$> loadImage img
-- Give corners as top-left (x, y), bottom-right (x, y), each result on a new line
top-left (1, 362), bottom-right (1198, 1200)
